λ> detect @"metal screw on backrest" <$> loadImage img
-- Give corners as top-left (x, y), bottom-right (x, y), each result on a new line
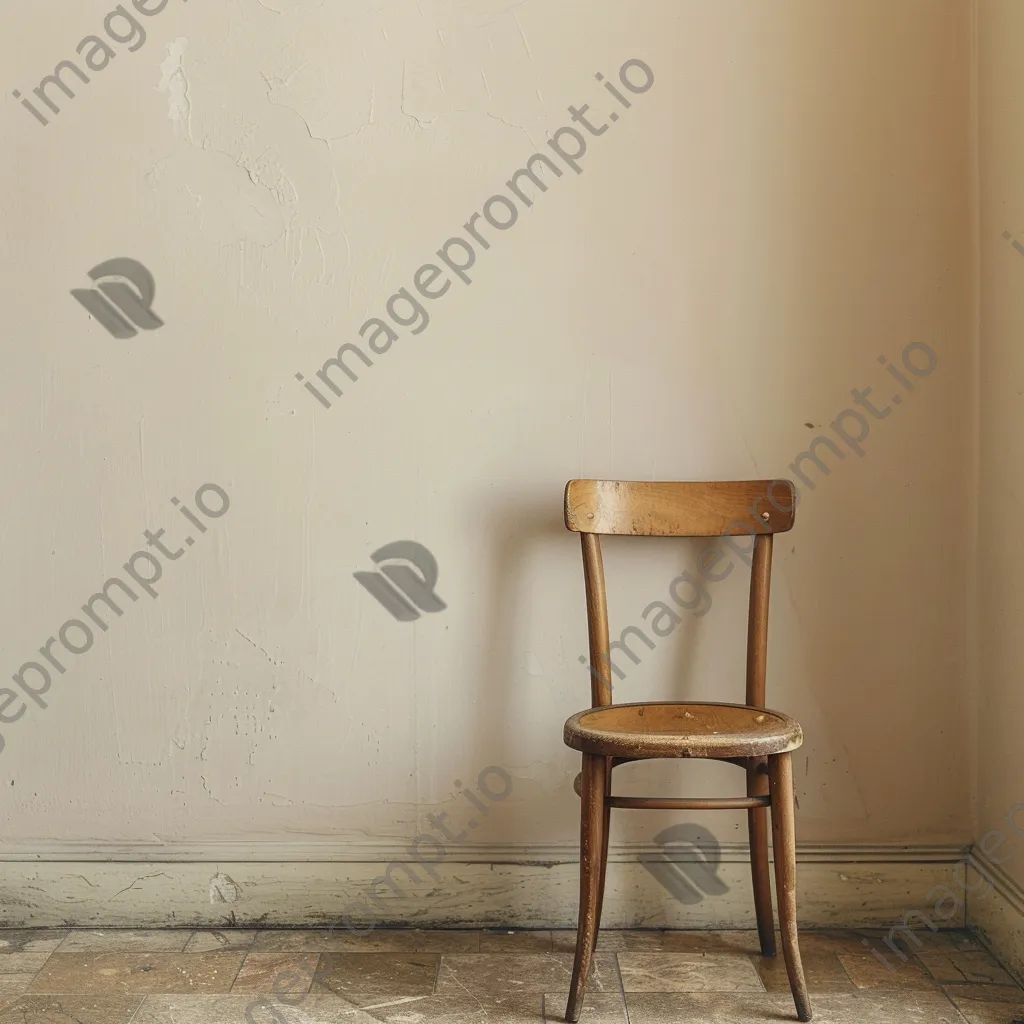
top-left (760, 512), bottom-right (770, 521)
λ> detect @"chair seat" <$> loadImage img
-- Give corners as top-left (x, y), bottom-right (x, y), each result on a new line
top-left (563, 701), bottom-right (803, 759)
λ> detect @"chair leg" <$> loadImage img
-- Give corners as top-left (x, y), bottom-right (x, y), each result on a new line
top-left (565, 753), bottom-right (608, 1023)
top-left (747, 757), bottom-right (776, 957)
top-left (594, 758), bottom-right (612, 934)
top-left (768, 752), bottom-right (812, 1022)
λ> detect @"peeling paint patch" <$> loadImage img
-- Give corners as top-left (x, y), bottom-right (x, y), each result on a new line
top-left (157, 38), bottom-right (191, 124)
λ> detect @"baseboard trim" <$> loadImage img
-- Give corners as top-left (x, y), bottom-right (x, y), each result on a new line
top-left (968, 847), bottom-right (1024, 984)
top-left (0, 840), bottom-right (967, 864)
top-left (0, 843), bottom-right (969, 930)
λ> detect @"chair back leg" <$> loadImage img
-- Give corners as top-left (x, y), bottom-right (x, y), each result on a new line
top-left (747, 757), bottom-right (777, 956)
top-left (565, 753), bottom-right (608, 1023)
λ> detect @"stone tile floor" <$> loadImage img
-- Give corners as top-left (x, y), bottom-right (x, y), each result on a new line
top-left (0, 927), bottom-right (1021, 1022)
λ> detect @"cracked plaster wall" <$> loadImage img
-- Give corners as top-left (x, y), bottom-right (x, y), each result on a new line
top-left (0, 0), bottom-right (974, 858)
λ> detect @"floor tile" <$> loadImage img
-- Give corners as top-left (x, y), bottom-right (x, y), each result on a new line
top-left (800, 928), bottom-right (984, 957)
top-left (838, 952), bottom-right (939, 990)
top-left (132, 992), bottom-right (384, 1023)
top-left (251, 929), bottom-right (349, 952)
top-left (800, 929), bottom-right (890, 955)
top-left (0, 926), bottom-right (1014, 1023)
top-left (479, 931), bottom-right (553, 952)
top-left (0, 931), bottom-right (68, 954)
top-left (0, 954), bottom-right (51, 975)
top-left (901, 929), bottom-right (986, 953)
top-left (943, 983), bottom-right (1024, 1023)
top-left (436, 953), bottom-right (618, 998)
top-left (312, 952), bottom-right (438, 1004)
top-left (660, 930), bottom-right (762, 953)
top-left (0, 995), bottom-right (143, 1023)
top-left (618, 952), bottom-right (764, 993)
top-left (0, 977), bottom-right (37, 996)
top-left (252, 929), bottom-right (482, 953)
top-left (543, 989), bottom-right (627, 1022)
top-left (184, 930), bottom-right (257, 953)
top-left (0, 954), bottom-right (49, 996)
top-left (27, 952), bottom-right (245, 995)
top-left (752, 952), bottom-right (856, 993)
top-left (919, 951), bottom-right (1016, 985)
top-left (626, 990), bottom-right (968, 1022)
top-left (624, 990), bottom-right (794, 1022)
top-left (948, 931), bottom-right (989, 952)
top-left (336, 930), bottom-right (482, 953)
top-left (57, 930), bottom-right (191, 953)
top-left (861, 926), bottom-right (985, 956)
top-left (596, 931), bottom-right (663, 952)
top-left (551, 930), bottom-right (663, 952)
top-left (231, 952), bottom-right (319, 994)
top-left (372, 993), bottom-right (543, 1022)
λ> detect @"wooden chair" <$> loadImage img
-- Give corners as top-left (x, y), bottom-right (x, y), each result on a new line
top-left (561, 479), bottom-right (811, 1023)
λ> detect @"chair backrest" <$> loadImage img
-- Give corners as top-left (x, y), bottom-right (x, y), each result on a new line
top-left (563, 479), bottom-right (796, 711)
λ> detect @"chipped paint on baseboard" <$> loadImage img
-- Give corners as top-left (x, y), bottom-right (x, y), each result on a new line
top-left (209, 872), bottom-right (242, 903)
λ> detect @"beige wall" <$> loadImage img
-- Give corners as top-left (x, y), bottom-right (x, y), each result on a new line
top-left (976, 0), bottom-right (1024, 883)
top-left (0, 0), bottom-right (973, 880)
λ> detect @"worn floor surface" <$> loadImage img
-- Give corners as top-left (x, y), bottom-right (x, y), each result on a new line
top-left (0, 927), bottom-right (1020, 1022)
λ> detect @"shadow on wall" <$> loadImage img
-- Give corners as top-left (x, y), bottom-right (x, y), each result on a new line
top-left (473, 496), bottom-right (567, 839)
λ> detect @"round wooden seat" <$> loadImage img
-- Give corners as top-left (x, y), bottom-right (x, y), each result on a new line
top-left (563, 701), bottom-right (803, 760)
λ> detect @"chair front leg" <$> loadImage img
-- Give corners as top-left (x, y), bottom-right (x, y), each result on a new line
top-left (565, 752), bottom-right (608, 1023)
top-left (768, 752), bottom-right (812, 1022)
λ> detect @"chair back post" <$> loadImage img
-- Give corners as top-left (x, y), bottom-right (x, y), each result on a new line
top-left (745, 532), bottom-right (773, 707)
top-left (581, 533), bottom-right (614, 707)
